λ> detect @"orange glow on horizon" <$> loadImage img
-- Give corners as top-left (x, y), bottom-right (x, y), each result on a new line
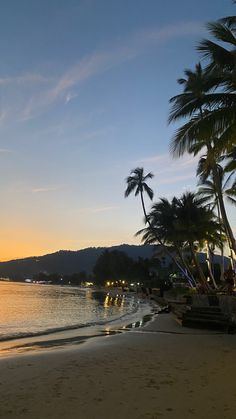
top-left (0, 226), bottom-right (139, 261)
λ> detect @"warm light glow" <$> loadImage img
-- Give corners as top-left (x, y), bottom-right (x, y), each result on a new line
top-left (0, 223), bottom-right (140, 261)
top-left (104, 295), bottom-right (110, 308)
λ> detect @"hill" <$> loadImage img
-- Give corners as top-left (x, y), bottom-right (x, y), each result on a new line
top-left (0, 245), bottom-right (154, 279)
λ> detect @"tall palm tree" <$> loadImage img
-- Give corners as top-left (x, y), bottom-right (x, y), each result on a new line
top-left (169, 13), bottom-right (236, 249)
top-left (124, 167), bottom-right (154, 221)
top-left (169, 15), bottom-right (236, 157)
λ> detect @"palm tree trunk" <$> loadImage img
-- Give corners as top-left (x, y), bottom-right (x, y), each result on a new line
top-left (216, 201), bottom-right (225, 281)
top-left (140, 192), bottom-right (148, 220)
top-left (199, 106), bottom-right (236, 260)
top-left (140, 192), bottom-right (195, 287)
top-left (189, 242), bottom-right (210, 291)
top-left (175, 246), bottom-right (196, 287)
top-left (229, 247), bottom-right (236, 270)
top-left (206, 242), bottom-right (217, 289)
top-left (208, 147), bottom-right (236, 256)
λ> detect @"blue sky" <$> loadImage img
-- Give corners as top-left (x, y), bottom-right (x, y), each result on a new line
top-left (0, 0), bottom-right (235, 260)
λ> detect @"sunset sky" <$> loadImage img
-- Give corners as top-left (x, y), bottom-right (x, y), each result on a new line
top-left (0, 0), bottom-right (235, 261)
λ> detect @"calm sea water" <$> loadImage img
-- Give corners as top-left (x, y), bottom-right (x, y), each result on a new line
top-left (0, 282), bottom-right (151, 342)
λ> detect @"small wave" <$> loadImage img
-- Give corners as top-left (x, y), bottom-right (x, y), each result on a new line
top-left (0, 297), bottom-right (151, 344)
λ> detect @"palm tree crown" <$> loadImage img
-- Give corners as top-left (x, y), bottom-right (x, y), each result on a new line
top-left (124, 167), bottom-right (154, 200)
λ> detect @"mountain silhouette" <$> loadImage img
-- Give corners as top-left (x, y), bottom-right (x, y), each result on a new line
top-left (0, 244), bottom-right (228, 280)
top-left (0, 245), bottom-right (154, 279)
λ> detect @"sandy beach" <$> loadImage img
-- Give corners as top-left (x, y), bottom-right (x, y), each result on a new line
top-left (0, 313), bottom-right (236, 419)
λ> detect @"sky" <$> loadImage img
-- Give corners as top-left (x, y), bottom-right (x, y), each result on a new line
top-left (0, 0), bottom-right (235, 261)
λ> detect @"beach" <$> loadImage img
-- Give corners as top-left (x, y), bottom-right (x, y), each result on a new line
top-left (0, 313), bottom-right (236, 419)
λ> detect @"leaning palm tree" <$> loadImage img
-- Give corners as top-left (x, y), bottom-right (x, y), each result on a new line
top-left (197, 163), bottom-right (236, 209)
top-left (124, 167), bottom-right (154, 221)
top-left (197, 159), bottom-right (236, 267)
top-left (137, 197), bottom-right (196, 287)
top-left (137, 192), bottom-right (222, 290)
top-left (174, 192), bottom-right (222, 289)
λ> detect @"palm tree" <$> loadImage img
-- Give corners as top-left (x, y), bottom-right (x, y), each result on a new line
top-left (175, 16), bottom-right (236, 153)
top-left (169, 61), bottom-right (236, 255)
top-left (197, 164), bottom-right (235, 271)
top-left (169, 14), bottom-right (236, 256)
top-left (124, 167), bottom-right (154, 221)
top-left (197, 163), bottom-right (236, 209)
top-left (124, 168), bottom-right (195, 286)
top-left (174, 192), bottom-right (222, 289)
top-left (137, 197), bottom-right (196, 287)
top-left (137, 192), bottom-right (222, 290)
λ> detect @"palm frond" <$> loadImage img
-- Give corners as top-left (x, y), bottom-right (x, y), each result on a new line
top-left (197, 40), bottom-right (234, 70)
top-left (226, 196), bottom-right (236, 206)
top-left (143, 183), bottom-right (154, 200)
top-left (222, 171), bottom-right (235, 190)
top-left (206, 21), bottom-right (236, 46)
top-left (124, 181), bottom-right (137, 198)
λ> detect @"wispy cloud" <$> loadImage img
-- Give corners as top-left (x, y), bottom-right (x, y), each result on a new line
top-left (78, 206), bottom-right (119, 214)
top-left (134, 152), bottom-right (198, 186)
top-left (135, 152), bottom-right (198, 172)
top-left (91, 206), bottom-right (119, 213)
top-left (0, 148), bottom-right (13, 153)
top-left (134, 152), bottom-right (170, 165)
top-left (0, 74), bottom-right (53, 86)
top-left (32, 185), bottom-right (64, 193)
top-left (42, 21), bottom-right (203, 108)
top-left (82, 125), bottom-right (114, 141)
top-left (0, 20), bottom-right (203, 123)
top-left (158, 173), bottom-right (195, 185)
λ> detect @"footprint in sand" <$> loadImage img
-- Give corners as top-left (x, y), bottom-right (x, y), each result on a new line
top-left (160, 380), bottom-right (174, 385)
top-left (188, 408), bottom-right (195, 414)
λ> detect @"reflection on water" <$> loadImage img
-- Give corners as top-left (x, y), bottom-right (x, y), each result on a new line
top-left (0, 282), bottom-right (139, 341)
top-left (104, 294), bottom-right (125, 308)
top-left (125, 314), bottom-right (153, 329)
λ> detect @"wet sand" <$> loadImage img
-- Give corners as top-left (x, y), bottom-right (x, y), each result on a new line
top-left (0, 313), bottom-right (236, 419)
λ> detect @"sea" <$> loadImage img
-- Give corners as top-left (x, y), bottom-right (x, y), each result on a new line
top-left (0, 282), bottom-right (154, 354)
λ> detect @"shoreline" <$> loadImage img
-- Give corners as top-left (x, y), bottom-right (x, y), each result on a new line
top-left (0, 294), bottom-right (158, 358)
top-left (0, 298), bottom-right (225, 359)
top-left (0, 313), bottom-right (236, 418)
